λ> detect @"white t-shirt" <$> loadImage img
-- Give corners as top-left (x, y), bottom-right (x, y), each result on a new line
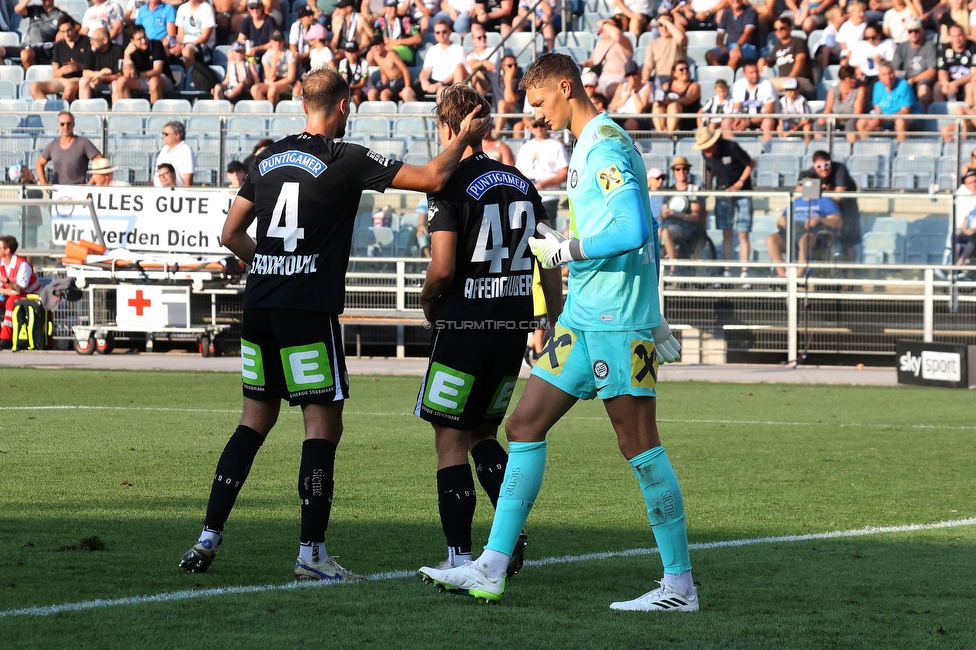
top-left (423, 43), bottom-right (466, 83)
top-left (690, 0), bottom-right (722, 13)
top-left (731, 78), bottom-right (778, 113)
top-left (814, 23), bottom-right (840, 54)
top-left (622, 0), bottom-right (654, 15)
top-left (514, 136), bottom-right (569, 186)
top-left (780, 93), bottom-right (809, 115)
top-left (82, 1), bottom-right (126, 45)
top-left (447, 0), bottom-right (476, 11)
top-left (848, 38), bottom-right (896, 77)
top-left (175, 1), bottom-right (216, 48)
top-left (154, 140), bottom-right (195, 187)
top-left (883, 7), bottom-right (915, 44)
top-left (289, 20), bottom-right (309, 56)
top-left (957, 185), bottom-right (976, 228)
top-left (309, 46), bottom-right (335, 70)
top-left (837, 20), bottom-right (867, 55)
top-left (466, 47), bottom-right (502, 95)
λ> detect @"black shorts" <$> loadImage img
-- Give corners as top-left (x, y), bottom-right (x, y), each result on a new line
top-left (240, 308), bottom-right (349, 406)
top-left (415, 326), bottom-right (526, 430)
top-left (27, 42), bottom-right (55, 64)
top-left (373, 77), bottom-right (405, 94)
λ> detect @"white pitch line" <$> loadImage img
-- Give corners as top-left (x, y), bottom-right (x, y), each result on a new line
top-left (2, 405), bottom-right (975, 431)
top-left (1, 517), bottom-right (973, 619)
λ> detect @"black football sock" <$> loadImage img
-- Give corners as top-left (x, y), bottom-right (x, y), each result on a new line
top-left (203, 425), bottom-right (265, 533)
top-left (471, 439), bottom-right (508, 509)
top-left (437, 464), bottom-right (476, 554)
top-left (299, 438), bottom-right (337, 545)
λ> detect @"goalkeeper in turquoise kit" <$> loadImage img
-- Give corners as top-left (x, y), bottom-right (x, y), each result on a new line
top-left (420, 52), bottom-right (697, 611)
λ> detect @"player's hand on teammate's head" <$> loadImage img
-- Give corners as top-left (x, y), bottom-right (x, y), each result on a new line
top-left (458, 104), bottom-right (493, 143)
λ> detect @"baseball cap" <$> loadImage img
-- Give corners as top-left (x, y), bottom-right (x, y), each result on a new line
top-left (335, 0), bottom-right (356, 7)
top-left (384, 0), bottom-right (399, 6)
top-left (782, 77), bottom-right (798, 90)
top-left (963, 168), bottom-right (976, 181)
top-left (304, 23), bottom-right (327, 41)
top-left (269, 29), bottom-right (284, 41)
top-left (230, 41), bottom-right (246, 51)
top-left (342, 40), bottom-right (359, 51)
top-left (246, 0), bottom-right (262, 8)
top-left (648, 167), bottom-right (666, 180)
top-left (623, 60), bottom-right (640, 76)
top-left (296, 4), bottom-right (314, 17)
top-left (905, 17), bottom-right (923, 31)
top-left (581, 70), bottom-right (599, 87)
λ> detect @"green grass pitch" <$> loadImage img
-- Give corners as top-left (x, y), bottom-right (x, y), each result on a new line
top-left (1, 368), bottom-right (974, 649)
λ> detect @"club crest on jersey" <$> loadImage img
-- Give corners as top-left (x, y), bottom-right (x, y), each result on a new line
top-left (570, 169), bottom-right (578, 188)
top-left (465, 171), bottom-right (529, 199)
top-left (259, 151), bottom-right (327, 177)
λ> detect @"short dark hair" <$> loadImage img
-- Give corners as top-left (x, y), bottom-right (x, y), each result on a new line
top-left (812, 150), bottom-right (831, 163)
top-left (157, 162), bottom-right (176, 174)
top-left (227, 160), bottom-right (245, 173)
top-left (520, 52), bottom-right (581, 92)
top-left (129, 24), bottom-right (146, 38)
top-left (838, 65), bottom-right (857, 81)
top-left (435, 85), bottom-right (491, 134)
top-left (302, 67), bottom-right (350, 114)
top-left (775, 16), bottom-right (793, 29)
top-left (56, 14), bottom-right (77, 28)
top-left (0, 235), bottom-right (17, 254)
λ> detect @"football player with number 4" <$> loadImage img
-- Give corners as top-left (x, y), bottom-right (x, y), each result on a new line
top-left (179, 67), bottom-right (491, 581)
top-left (419, 53), bottom-right (696, 612)
top-left (415, 85), bottom-right (564, 578)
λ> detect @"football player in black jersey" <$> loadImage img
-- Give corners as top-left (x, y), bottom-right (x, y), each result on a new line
top-left (414, 86), bottom-right (564, 576)
top-left (179, 67), bottom-right (491, 581)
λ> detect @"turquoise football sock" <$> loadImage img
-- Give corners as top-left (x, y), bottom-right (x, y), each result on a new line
top-left (484, 440), bottom-right (547, 558)
top-left (629, 446), bottom-right (692, 574)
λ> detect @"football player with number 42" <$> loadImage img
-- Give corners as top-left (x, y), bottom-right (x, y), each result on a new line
top-left (419, 52), bottom-right (696, 612)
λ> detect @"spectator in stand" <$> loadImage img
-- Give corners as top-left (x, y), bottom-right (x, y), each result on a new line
top-left (610, 60), bottom-right (653, 130)
top-left (514, 118), bottom-right (569, 191)
top-left (641, 14), bottom-right (687, 87)
top-left (289, 4), bottom-right (317, 72)
top-left (36, 111), bottom-right (104, 185)
top-left (847, 22), bottom-right (895, 94)
top-left (415, 19), bottom-right (466, 98)
top-left (153, 121), bottom-right (195, 186)
top-left (113, 25), bottom-right (175, 105)
top-left (238, 0), bottom-right (279, 58)
top-left (337, 39), bottom-right (370, 104)
top-left (78, 27), bottom-right (124, 99)
top-left (156, 162), bottom-right (178, 186)
top-left (213, 0), bottom-right (246, 44)
top-left (705, 0), bottom-right (760, 71)
top-left (676, 0), bottom-right (723, 32)
top-left (818, 64), bottom-right (866, 142)
top-left (407, 0), bottom-right (439, 34)
top-left (514, 0), bottom-right (560, 52)
top-left (88, 157), bottom-right (130, 186)
top-left (304, 23), bottom-right (335, 70)
top-left (778, 77), bottom-right (812, 140)
top-left (857, 61), bottom-right (916, 141)
top-left (659, 156), bottom-right (705, 264)
top-left (329, 0), bottom-right (372, 52)
top-left (893, 17), bottom-right (937, 108)
top-left (760, 16), bottom-right (815, 94)
top-left (377, 0), bottom-right (423, 66)
top-left (433, 0), bottom-right (477, 35)
top-left (581, 16), bottom-right (633, 98)
top-left (172, 0), bottom-right (217, 75)
top-left (496, 54), bottom-right (524, 133)
top-left (935, 23), bottom-right (976, 102)
top-left (939, 0), bottom-right (969, 43)
top-left (695, 124), bottom-right (755, 283)
top-left (918, 0), bottom-right (948, 31)
top-left (699, 78), bottom-right (733, 125)
top-left (955, 170), bottom-right (976, 266)
top-left (883, 0), bottom-right (919, 43)
top-left (652, 60), bottom-right (701, 134)
top-left (135, 0), bottom-right (176, 45)
top-left (767, 183), bottom-right (842, 276)
top-left (366, 35), bottom-right (417, 100)
top-left (581, 68), bottom-right (599, 98)
top-left (614, 0), bottom-right (654, 38)
top-left (813, 4), bottom-right (845, 72)
top-left (481, 128), bottom-right (515, 164)
top-left (795, 0), bottom-right (835, 34)
top-left (799, 150), bottom-right (861, 260)
top-left (725, 60), bottom-right (778, 144)
top-left (464, 22), bottom-right (501, 101)
top-left (837, 2), bottom-right (867, 60)
top-left (16, 0), bottom-right (65, 71)
top-left (213, 40), bottom-right (260, 100)
top-left (80, 0), bottom-right (125, 46)
top-left (241, 137), bottom-right (273, 170)
top-left (474, 0), bottom-right (516, 37)
top-left (251, 29), bottom-right (297, 104)
top-left (0, 235), bottom-right (42, 351)
top-left (413, 197), bottom-right (431, 257)
top-left (226, 160), bottom-right (247, 187)
top-left (30, 16), bottom-right (89, 103)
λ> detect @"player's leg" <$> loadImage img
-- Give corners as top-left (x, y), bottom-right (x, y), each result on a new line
top-left (430, 424), bottom-right (477, 568)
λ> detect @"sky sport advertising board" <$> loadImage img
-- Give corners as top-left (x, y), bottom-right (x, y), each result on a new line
top-left (896, 341), bottom-right (976, 389)
top-left (49, 185), bottom-right (240, 255)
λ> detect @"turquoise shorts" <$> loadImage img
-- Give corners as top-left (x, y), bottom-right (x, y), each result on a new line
top-left (530, 322), bottom-right (659, 400)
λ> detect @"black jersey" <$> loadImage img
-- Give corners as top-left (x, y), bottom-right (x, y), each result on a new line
top-left (938, 42), bottom-right (976, 80)
top-left (239, 133), bottom-right (403, 312)
top-left (426, 152), bottom-right (548, 326)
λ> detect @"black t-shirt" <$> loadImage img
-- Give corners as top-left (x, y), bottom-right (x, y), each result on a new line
top-left (239, 133), bottom-right (403, 312)
top-left (130, 39), bottom-right (174, 82)
top-left (426, 152), bottom-right (548, 326)
top-left (704, 139), bottom-right (754, 190)
top-left (24, 6), bottom-right (65, 45)
top-left (239, 15), bottom-right (278, 48)
top-left (84, 43), bottom-right (125, 75)
top-left (766, 36), bottom-right (812, 81)
top-left (52, 35), bottom-right (90, 78)
top-left (937, 41), bottom-right (976, 80)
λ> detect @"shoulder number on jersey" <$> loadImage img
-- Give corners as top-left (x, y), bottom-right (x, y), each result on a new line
top-left (266, 182), bottom-right (305, 252)
top-left (472, 201), bottom-right (536, 273)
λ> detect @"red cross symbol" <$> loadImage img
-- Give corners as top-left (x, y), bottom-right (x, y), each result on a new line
top-left (128, 290), bottom-right (151, 316)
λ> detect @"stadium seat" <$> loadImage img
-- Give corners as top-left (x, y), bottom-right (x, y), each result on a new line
top-left (908, 215), bottom-right (950, 238)
top-left (686, 31), bottom-right (718, 50)
top-left (369, 226), bottom-right (395, 256)
top-left (113, 151), bottom-right (152, 184)
top-left (358, 100), bottom-right (397, 115)
top-left (737, 138), bottom-right (763, 159)
top-left (584, 0), bottom-right (615, 13)
top-left (0, 114), bottom-right (22, 130)
top-left (398, 101), bottom-right (436, 115)
top-left (30, 98), bottom-right (68, 112)
top-left (905, 235), bottom-right (947, 264)
top-left (578, 12), bottom-right (607, 32)
top-left (107, 114), bottom-right (144, 133)
top-left (852, 138), bottom-right (894, 159)
top-left (891, 155), bottom-right (937, 189)
top-left (186, 114), bottom-right (222, 133)
top-left (506, 33), bottom-right (544, 67)
top-left (847, 153), bottom-right (889, 188)
top-left (112, 98), bottom-right (151, 113)
top-left (349, 115), bottom-right (391, 138)
top-left (636, 138), bottom-right (674, 156)
top-left (234, 100), bottom-right (274, 113)
top-left (641, 153), bottom-right (668, 173)
top-left (868, 216), bottom-right (909, 236)
top-left (756, 153), bottom-right (801, 188)
top-left (765, 138), bottom-right (806, 156)
top-left (0, 66), bottom-right (25, 85)
top-left (24, 65), bottom-right (53, 82)
top-left (896, 138), bottom-right (941, 158)
top-left (696, 65), bottom-right (734, 88)
top-left (146, 114), bottom-right (177, 133)
top-left (2, 133), bottom-right (35, 154)
top-left (553, 45), bottom-right (587, 62)
top-left (368, 138), bottom-right (408, 161)
top-left (394, 227), bottom-right (416, 256)
top-left (275, 101), bottom-right (305, 114)
top-left (0, 98), bottom-right (28, 112)
top-left (194, 151), bottom-right (221, 185)
top-left (861, 231), bottom-right (904, 263)
top-left (152, 98), bottom-right (192, 113)
top-left (270, 115), bottom-right (304, 135)
top-left (555, 31), bottom-right (596, 51)
top-left (114, 134), bottom-right (158, 154)
top-left (352, 227), bottom-right (374, 256)
top-left (675, 137), bottom-right (699, 156)
top-left (193, 99), bottom-right (232, 113)
top-left (227, 115), bottom-right (268, 133)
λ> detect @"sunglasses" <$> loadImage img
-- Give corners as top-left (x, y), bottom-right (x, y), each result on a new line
top-left (473, 34), bottom-right (485, 39)
top-left (675, 66), bottom-right (688, 72)
top-left (866, 34), bottom-right (880, 40)
top-left (908, 28), bottom-right (922, 33)
top-left (673, 166), bottom-right (689, 171)
top-left (815, 162), bottom-right (831, 170)
top-left (775, 25), bottom-right (789, 31)
top-left (434, 30), bottom-right (449, 35)
top-left (59, 121), bottom-right (73, 126)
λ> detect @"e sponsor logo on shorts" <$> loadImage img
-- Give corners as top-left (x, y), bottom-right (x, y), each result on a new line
top-left (280, 342), bottom-right (335, 394)
top-left (241, 338), bottom-right (265, 386)
top-left (422, 362), bottom-right (475, 415)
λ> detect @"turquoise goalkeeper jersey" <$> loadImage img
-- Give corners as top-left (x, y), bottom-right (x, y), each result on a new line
top-left (562, 112), bottom-right (661, 331)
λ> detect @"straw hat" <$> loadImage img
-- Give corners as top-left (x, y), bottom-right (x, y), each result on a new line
top-left (89, 158), bottom-right (118, 174)
top-left (692, 125), bottom-right (722, 150)
top-left (669, 155), bottom-right (690, 169)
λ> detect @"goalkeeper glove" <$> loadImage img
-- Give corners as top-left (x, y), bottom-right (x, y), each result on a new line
top-left (651, 316), bottom-right (681, 363)
top-left (528, 223), bottom-right (585, 269)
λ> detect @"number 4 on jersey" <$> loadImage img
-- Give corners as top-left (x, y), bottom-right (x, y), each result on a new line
top-left (267, 182), bottom-right (305, 252)
top-left (472, 201), bottom-right (536, 273)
